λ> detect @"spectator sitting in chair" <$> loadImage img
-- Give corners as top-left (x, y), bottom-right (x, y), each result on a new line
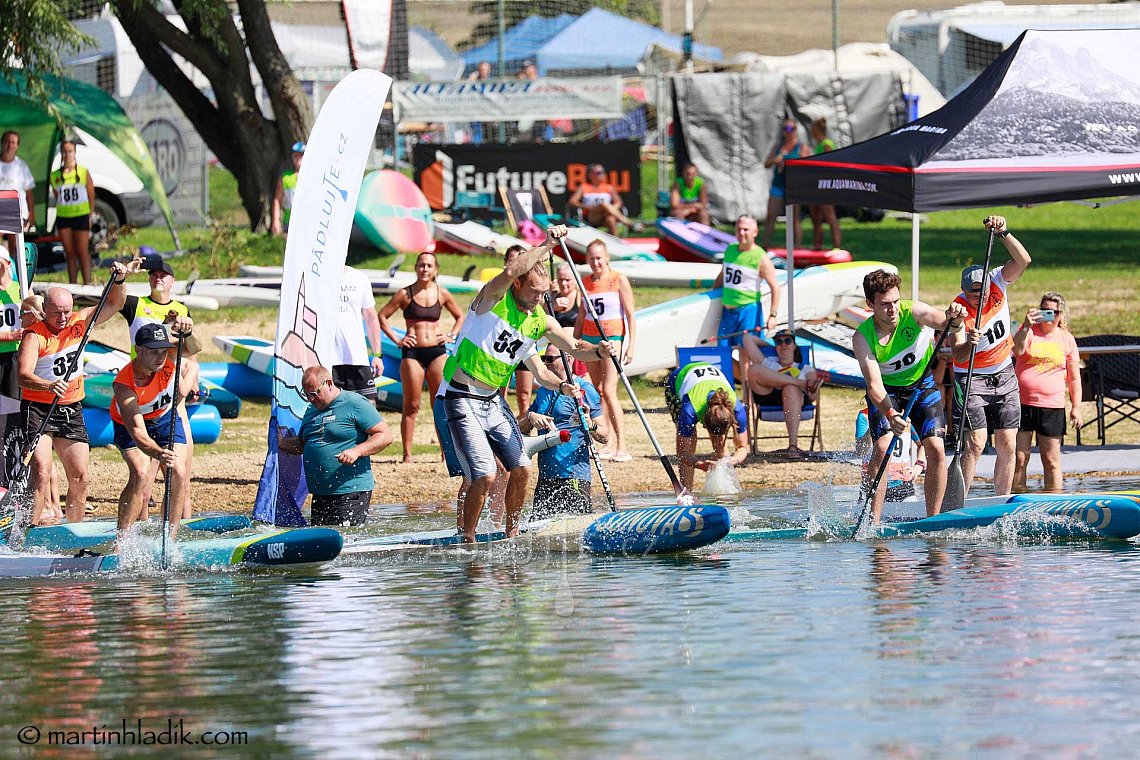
top-left (567, 163), bottom-right (642, 234)
top-left (744, 329), bottom-right (822, 456)
top-left (670, 163), bottom-right (710, 225)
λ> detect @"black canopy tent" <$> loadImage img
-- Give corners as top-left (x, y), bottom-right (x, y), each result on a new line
top-left (783, 28), bottom-right (1140, 302)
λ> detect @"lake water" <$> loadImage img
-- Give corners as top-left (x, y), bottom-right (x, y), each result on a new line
top-left (3, 477), bottom-right (1140, 758)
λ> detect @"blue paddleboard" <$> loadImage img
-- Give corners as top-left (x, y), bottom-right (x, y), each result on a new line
top-left (581, 505), bottom-right (731, 554)
top-left (21, 514), bottom-right (253, 552)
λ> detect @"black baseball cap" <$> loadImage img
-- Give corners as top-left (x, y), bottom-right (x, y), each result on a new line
top-left (143, 254), bottom-right (174, 277)
top-left (135, 323), bottom-right (175, 349)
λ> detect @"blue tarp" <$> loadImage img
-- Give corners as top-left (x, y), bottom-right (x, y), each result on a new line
top-left (461, 14), bottom-right (576, 74)
top-left (539, 8), bottom-right (722, 73)
top-left (463, 9), bottom-right (722, 77)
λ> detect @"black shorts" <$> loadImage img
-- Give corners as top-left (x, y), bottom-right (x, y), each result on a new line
top-left (401, 344), bottom-right (447, 369)
top-left (56, 215), bottom-right (90, 232)
top-left (331, 364), bottom-right (377, 399)
top-left (753, 387), bottom-right (811, 409)
top-left (311, 490), bottom-right (371, 526)
top-left (1019, 405), bottom-right (1066, 438)
top-left (22, 400), bottom-right (88, 444)
top-left (532, 478), bottom-right (592, 519)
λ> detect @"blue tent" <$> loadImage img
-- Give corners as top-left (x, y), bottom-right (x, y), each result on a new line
top-left (462, 9), bottom-right (722, 77)
top-left (461, 14), bottom-right (576, 75)
top-left (538, 8), bottom-right (722, 74)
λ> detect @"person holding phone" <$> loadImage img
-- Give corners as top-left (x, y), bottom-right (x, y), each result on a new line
top-left (1012, 292), bottom-right (1082, 492)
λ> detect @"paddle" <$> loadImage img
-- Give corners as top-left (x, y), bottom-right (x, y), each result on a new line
top-left (557, 239), bottom-right (693, 504)
top-left (0, 270), bottom-right (124, 531)
top-left (386, 253), bottom-right (407, 277)
top-left (540, 271), bottom-right (618, 512)
top-left (160, 328), bottom-right (187, 569)
top-left (943, 229), bottom-right (997, 512)
top-left (852, 325), bottom-right (955, 536)
top-left (698, 326), bottom-right (764, 346)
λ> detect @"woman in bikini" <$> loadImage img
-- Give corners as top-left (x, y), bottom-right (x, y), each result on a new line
top-left (574, 239), bottom-right (636, 461)
top-left (379, 252), bottom-right (464, 463)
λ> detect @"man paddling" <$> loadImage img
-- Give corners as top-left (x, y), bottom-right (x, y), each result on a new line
top-left (951, 215), bottom-right (1032, 497)
top-left (111, 323), bottom-right (195, 536)
top-left (17, 260), bottom-right (137, 525)
top-left (852, 269), bottom-right (967, 523)
top-left (437, 225), bottom-right (614, 543)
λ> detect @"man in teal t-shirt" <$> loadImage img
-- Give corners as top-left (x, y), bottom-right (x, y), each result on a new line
top-left (281, 365), bottom-right (392, 526)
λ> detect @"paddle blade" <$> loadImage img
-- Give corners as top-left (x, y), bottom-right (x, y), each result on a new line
top-left (944, 454), bottom-right (966, 512)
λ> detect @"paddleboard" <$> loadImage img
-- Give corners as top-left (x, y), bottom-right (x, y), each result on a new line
top-left (582, 260), bottom-right (722, 289)
top-left (433, 220), bottom-right (525, 256)
top-left (199, 362), bottom-right (273, 398)
top-left (533, 214), bottom-right (664, 263)
top-left (726, 491), bottom-right (1140, 542)
top-left (212, 334), bottom-right (405, 412)
top-left (181, 279), bottom-right (285, 308)
top-left (835, 304), bottom-right (873, 329)
top-left (21, 514), bottom-right (254, 552)
top-left (235, 265), bottom-right (481, 295)
top-left (83, 403), bottom-right (222, 447)
top-left (30, 281), bottom-right (220, 311)
top-left (626, 261), bottom-right (896, 377)
top-left (655, 218), bottom-right (735, 262)
top-left (355, 169), bottom-right (434, 255)
top-left (769, 248), bottom-right (854, 266)
top-left (341, 505), bottom-right (730, 558)
top-left (796, 321), bottom-right (864, 388)
top-left (0, 527), bottom-right (344, 577)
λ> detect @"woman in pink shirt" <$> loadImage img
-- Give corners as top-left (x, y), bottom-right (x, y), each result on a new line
top-left (1012, 292), bottom-right (1082, 492)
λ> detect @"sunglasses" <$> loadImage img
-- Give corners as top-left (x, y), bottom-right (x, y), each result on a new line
top-left (774, 337), bottom-right (796, 345)
top-left (302, 380), bottom-right (329, 399)
top-left (541, 355), bottom-right (562, 364)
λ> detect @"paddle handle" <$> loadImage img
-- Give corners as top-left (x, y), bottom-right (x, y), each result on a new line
top-left (853, 324), bottom-right (954, 534)
top-left (952, 229), bottom-right (996, 451)
top-left (557, 240), bottom-right (687, 498)
top-left (161, 329), bottom-right (187, 570)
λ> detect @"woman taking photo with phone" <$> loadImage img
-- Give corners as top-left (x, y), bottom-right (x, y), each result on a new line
top-left (1012, 292), bottom-right (1082, 492)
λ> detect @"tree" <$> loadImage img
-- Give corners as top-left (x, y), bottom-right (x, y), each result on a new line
top-left (464, 0), bottom-right (660, 50)
top-left (111, 0), bottom-right (313, 231)
top-left (0, 0), bottom-right (92, 116)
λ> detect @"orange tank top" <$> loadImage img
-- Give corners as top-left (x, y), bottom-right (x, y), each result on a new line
top-left (110, 359), bottom-right (177, 424)
top-left (579, 182), bottom-right (615, 208)
top-left (22, 316), bottom-right (87, 404)
top-left (952, 269), bottom-right (1013, 375)
top-left (582, 270), bottom-right (626, 338)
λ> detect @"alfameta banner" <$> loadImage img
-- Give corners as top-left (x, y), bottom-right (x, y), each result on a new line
top-left (394, 77), bottom-right (623, 122)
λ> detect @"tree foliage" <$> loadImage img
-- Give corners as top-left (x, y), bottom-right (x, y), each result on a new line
top-left (0, 0), bottom-right (92, 118)
top-left (463, 0), bottom-right (660, 50)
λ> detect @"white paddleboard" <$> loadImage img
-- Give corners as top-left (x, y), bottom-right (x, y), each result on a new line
top-left (31, 281), bottom-right (220, 311)
top-left (433, 220), bottom-right (526, 256)
top-left (236, 266), bottom-right (480, 295)
top-left (583, 260), bottom-right (722, 289)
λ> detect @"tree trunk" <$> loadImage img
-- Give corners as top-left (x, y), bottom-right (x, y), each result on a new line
top-left (112, 0), bottom-right (313, 232)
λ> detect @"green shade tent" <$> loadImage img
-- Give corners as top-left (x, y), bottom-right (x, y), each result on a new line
top-left (0, 70), bottom-right (177, 247)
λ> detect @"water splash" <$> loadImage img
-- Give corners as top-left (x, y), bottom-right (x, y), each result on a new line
top-left (801, 480), bottom-right (851, 539)
top-left (703, 458), bottom-right (742, 497)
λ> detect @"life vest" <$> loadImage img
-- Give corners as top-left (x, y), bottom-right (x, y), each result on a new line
top-left (856, 301), bottom-right (934, 387)
top-left (443, 290), bottom-right (547, 389)
top-left (581, 270), bottom-right (626, 339)
top-left (22, 315), bottom-right (87, 404)
top-left (49, 165), bottom-right (91, 218)
top-left (110, 358), bottom-right (176, 423)
top-left (952, 269), bottom-right (1013, 375)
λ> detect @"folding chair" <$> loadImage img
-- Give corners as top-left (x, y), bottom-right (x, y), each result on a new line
top-left (673, 345), bottom-right (738, 447)
top-left (745, 339), bottom-right (823, 454)
top-left (1076, 335), bottom-right (1140, 445)
top-left (453, 191), bottom-right (504, 223)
